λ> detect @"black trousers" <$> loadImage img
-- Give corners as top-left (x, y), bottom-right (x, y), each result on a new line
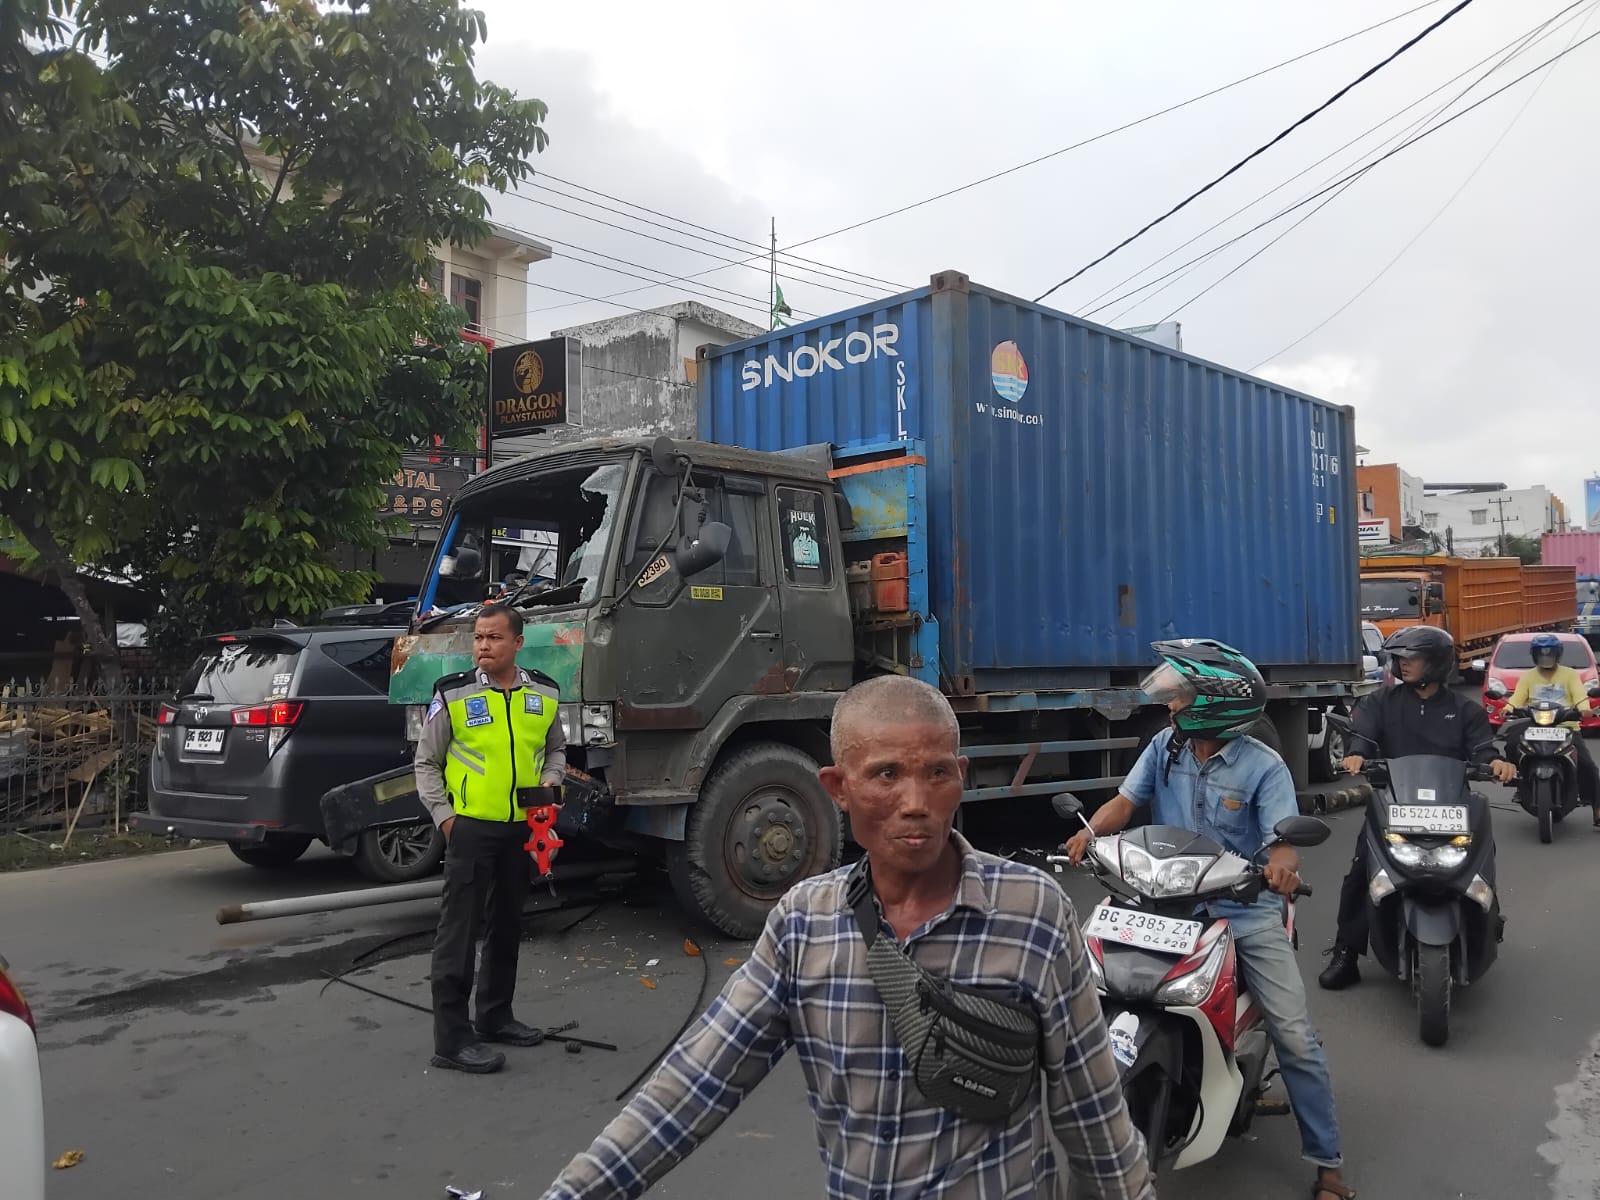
top-left (1335, 818), bottom-right (1501, 954)
top-left (1575, 735), bottom-right (1600, 809)
top-left (430, 815), bottom-right (530, 1054)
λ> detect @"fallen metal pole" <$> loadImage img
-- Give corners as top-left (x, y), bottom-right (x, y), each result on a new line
top-left (215, 857), bottom-right (638, 925)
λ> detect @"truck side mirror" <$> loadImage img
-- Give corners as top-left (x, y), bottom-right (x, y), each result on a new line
top-left (1427, 583), bottom-right (1444, 603)
top-left (673, 521), bottom-right (731, 577)
top-left (650, 436), bottom-right (680, 478)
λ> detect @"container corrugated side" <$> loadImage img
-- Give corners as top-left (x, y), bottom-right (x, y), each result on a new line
top-left (700, 274), bottom-right (1360, 686)
top-left (1541, 532), bottom-right (1600, 576)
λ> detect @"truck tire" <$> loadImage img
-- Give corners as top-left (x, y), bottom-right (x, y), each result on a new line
top-left (1248, 715), bottom-right (1284, 756)
top-left (669, 742), bottom-right (843, 939)
top-left (353, 821), bottom-right (445, 883)
top-left (228, 835), bottom-right (313, 868)
top-left (1309, 714), bottom-right (1346, 784)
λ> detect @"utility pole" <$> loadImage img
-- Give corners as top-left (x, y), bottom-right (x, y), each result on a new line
top-left (1487, 492), bottom-right (1516, 556)
top-left (769, 217), bottom-right (777, 332)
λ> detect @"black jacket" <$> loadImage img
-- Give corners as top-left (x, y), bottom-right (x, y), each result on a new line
top-left (1350, 683), bottom-right (1499, 765)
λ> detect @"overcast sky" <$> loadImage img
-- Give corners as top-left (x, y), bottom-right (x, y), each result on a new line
top-left (467, 0), bottom-right (1600, 520)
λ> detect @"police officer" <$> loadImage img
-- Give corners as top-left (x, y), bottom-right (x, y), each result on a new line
top-left (416, 603), bottom-right (565, 1073)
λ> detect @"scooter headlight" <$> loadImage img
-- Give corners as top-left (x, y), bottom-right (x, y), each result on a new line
top-left (1429, 845), bottom-right (1469, 871)
top-left (1120, 847), bottom-right (1156, 892)
top-left (1154, 934), bottom-right (1229, 1007)
top-left (1385, 833), bottom-right (1468, 873)
top-left (1534, 708), bottom-right (1557, 727)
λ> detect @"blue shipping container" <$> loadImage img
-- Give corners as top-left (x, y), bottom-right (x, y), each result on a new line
top-left (699, 271), bottom-right (1360, 692)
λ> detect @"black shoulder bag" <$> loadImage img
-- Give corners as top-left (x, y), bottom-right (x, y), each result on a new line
top-left (845, 857), bottom-right (1042, 1122)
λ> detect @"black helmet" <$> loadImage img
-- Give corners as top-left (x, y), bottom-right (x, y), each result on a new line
top-left (1381, 626), bottom-right (1454, 688)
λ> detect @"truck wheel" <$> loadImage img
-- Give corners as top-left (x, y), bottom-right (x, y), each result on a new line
top-left (1309, 716), bottom-right (1345, 784)
top-left (1248, 716), bottom-right (1284, 756)
top-left (1416, 944), bottom-right (1451, 1047)
top-left (353, 822), bottom-right (445, 883)
top-left (228, 835), bottom-right (313, 868)
top-left (669, 742), bottom-right (843, 939)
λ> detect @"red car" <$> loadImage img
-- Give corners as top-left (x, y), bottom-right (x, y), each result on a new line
top-left (1479, 632), bottom-right (1600, 730)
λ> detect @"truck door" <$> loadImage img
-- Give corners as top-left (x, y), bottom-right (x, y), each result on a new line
top-left (612, 470), bottom-right (781, 727)
top-left (771, 483), bottom-right (854, 693)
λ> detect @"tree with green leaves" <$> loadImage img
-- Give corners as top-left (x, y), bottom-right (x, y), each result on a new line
top-left (1, 0), bottom-right (547, 679)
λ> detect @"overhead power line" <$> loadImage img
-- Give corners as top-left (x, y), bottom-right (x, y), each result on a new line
top-left (1251, 4), bottom-right (1596, 369)
top-left (508, 182), bottom-right (885, 302)
top-left (775, 0), bottom-right (1452, 256)
top-left (1094, 1), bottom-right (1591, 324)
top-left (1083, 0), bottom-right (1592, 322)
top-left (1032, 0), bottom-right (1481, 304)
top-left (531, 172), bottom-right (908, 292)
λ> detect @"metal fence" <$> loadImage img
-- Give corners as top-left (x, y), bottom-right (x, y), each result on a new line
top-left (0, 676), bottom-right (176, 834)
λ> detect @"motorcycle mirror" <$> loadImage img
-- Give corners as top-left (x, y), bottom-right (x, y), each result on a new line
top-left (1051, 793), bottom-right (1084, 820)
top-left (1272, 815), bottom-right (1331, 848)
top-left (1588, 683), bottom-right (1600, 700)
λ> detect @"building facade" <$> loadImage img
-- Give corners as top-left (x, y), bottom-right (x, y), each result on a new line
top-left (1357, 463), bottom-right (1427, 543)
top-left (1417, 486), bottom-right (1569, 556)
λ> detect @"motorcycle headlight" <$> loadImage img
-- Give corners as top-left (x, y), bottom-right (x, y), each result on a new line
top-left (1429, 845), bottom-right (1469, 871)
top-left (1534, 708), bottom-right (1557, 727)
top-left (1150, 855), bottom-right (1211, 898)
top-left (1384, 834), bottom-right (1427, 869)
top-left (1120, 846), bottom-right (1156, 892)
top-left (1155, 934), bottom-right (1229, 1007)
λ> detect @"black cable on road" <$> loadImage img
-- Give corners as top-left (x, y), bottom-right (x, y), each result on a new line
top-left (1033, 0), bottom-right (1480, 304)
top-left (613, 930), bottom-right (712, 1102)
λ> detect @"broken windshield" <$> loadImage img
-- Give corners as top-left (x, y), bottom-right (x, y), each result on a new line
top-left (426, 461), bottom-right (628, 613)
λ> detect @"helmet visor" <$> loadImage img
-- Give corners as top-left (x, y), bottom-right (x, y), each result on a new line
top-left (1141, 663), bottom-right (1197, 708)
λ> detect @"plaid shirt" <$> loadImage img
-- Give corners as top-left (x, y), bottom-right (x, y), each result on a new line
top-left (541, 832), bottom-right (1153, 1199)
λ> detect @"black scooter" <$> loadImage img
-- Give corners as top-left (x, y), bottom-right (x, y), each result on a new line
top-left (1360, 755), bottom-right (1499, 1047)
top-left (1491, 680), bottom-right (1600, 844)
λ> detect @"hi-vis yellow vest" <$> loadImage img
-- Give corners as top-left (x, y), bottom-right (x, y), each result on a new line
top-left (435, 669), bottom-right (560, 822)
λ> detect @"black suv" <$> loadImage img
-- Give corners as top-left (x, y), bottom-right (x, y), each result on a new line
top-left (132, 617), bottom-right (443, 882)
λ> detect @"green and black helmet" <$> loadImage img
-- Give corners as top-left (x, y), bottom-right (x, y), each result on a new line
top-left (1143, 638), bottom-right (1267, 741)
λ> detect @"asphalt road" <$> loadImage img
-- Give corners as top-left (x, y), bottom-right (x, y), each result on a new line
top-left (7, 769), bottom-right (1600, 1200)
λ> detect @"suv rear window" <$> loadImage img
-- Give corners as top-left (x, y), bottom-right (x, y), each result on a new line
top-left (178, 640), bottom-right (301, 704)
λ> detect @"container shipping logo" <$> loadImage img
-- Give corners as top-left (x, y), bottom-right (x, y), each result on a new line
top-left (991, 341), bottom-right (1029, 403)
top-left (975, 341), bottom-right (1042, 428)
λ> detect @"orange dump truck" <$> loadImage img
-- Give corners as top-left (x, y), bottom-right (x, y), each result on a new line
top-left (1358, 556), bottom-right (1577, 670)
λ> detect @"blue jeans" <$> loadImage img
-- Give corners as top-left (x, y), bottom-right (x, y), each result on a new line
top-left (1232, 922), bottom-right (1343, 1168)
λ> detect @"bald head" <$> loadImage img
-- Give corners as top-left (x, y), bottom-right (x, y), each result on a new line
top-left (829, 675), bottom-right (960, 765)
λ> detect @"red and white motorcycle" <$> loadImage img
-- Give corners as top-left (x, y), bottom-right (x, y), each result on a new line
top-left (1047, 795), bottom-right (1330, 1171)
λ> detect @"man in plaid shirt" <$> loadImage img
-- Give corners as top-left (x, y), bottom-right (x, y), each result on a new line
top-left (540, 676), bottom-right (1154, 1199)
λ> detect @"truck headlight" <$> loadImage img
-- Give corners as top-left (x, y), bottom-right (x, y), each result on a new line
top-left (559, 703), bottom-right (615, 747)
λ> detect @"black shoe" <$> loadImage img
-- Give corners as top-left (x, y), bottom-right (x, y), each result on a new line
top-left (476, 1019), bottom-right (546, 1047)
top-left (431, 1042), bottom-right (507, 1073)
top-left (1318, 946), bottom-right (1361, 991)
top-left (1496, 914), bottom-right (1507, 943)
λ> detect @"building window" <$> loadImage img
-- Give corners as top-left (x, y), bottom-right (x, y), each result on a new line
top-left (1422, 512), bottom-right (1439, 530)
top-left (450, 273), bottom-right (482, 329)
top-left (1470, 509), bottom-right (1488, 526)
top-left (425, 258), bottom-right (445, 294)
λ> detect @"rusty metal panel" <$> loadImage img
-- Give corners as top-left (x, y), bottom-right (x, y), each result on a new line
top-left (700, 273), bottom-right (1361, 689)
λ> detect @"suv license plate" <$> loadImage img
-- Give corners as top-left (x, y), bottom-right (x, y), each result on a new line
top-left (1084, 903), bottom-right (1202, 955)
top-left (1388, 804), bottom-right (1469, 834)
top-left (184, 728), bottom-right (226, 754)
top-left (1522, 726), bottom-right (1568, 743)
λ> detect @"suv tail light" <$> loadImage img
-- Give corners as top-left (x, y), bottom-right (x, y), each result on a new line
top-left (231, 701), bottom-right (306, 727)
top-left (0, 962), bottom-right (36, 1034)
